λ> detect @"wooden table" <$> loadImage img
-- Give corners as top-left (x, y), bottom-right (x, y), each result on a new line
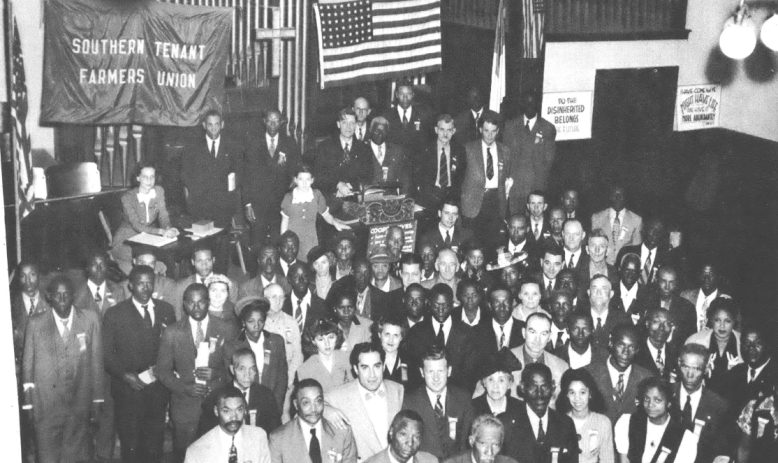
top-left (126, 228), bottom-right (228, 279)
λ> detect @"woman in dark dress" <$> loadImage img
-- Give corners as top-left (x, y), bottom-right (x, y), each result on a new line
top-left (372, 313), bottom-right (410, 386)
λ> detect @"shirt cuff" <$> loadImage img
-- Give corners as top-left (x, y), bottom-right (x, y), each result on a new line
top-left (23, 383), bottom-right (34, 391)
top-left (93, 399), bottom-right (105, 403)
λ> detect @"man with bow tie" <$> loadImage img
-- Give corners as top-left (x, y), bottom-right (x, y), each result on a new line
top-left (325, 343), bottom-right (405, 461)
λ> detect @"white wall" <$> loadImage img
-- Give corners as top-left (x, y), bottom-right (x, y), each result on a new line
top-left (543, 0), bottom-right (778, 141)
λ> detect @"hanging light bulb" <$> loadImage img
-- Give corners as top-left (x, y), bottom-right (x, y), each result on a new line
top-left (719, 4), bottom-right (757, 60)
top-left (760, 13), bottom-right (778, 51)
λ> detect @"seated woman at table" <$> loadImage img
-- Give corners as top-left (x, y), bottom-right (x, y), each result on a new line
top-left (111, 162), bottom-right (178, 274)
top-left (205, 274), bottom-right (239, 328)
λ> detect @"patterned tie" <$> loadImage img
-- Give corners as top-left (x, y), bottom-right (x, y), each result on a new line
top-left (486, 147), bottom-right (494, 180)
top-left (612, 213), bottom-right (621, 244)
top-left (61, 318), bottom-right (70, 343)
top-left (195, 320), bottom-right (205, 345)
top-left (445, 231), bottom-right (451, 247)
top-left (29, 297), bottom-right (36, 313)
top-left (94, 289), bottom-right (102, 303)
top-left (596, 317), bottom-right (603, 331)
top-left (309, 428), bottom-right (323, 463)
top-left (568, 253), bottom-right (575, 269)
top-left (358, 126), bottom-right (363, 141)
top-left (269, 137), bottom-right (276, 157)
top-left (700, 298), bottom-right (711, 331)
top-left (537, 419), bottom-right (545, 443)
top-left (546, 280), bottom-right (553, 297)
top-left (641, 253), bottom-right (652, 285)
top-left (142, 305), bottom-right (152, 330)
top-left (377, 144), bottom-right (384, 165)
top-left (210, 139), bottom-right (216, 157)
top-left (342, 143), bottom-right (351, 163)
top-left (499, 325), bottom-right (506, 349)
top-left (615, 373), bottom-right (624, 401)
top-left (439, 147), bottom-right (449, 187)
top-left (534, 223), bottom-right (540, 240)
top-left (357, 292), bottom-right (365, 314)
top-left (434, 394), bottom-right (445, 418)
top-left (749, 368), bottom-right (756, 383)
top-left (295, 300), bottom-right (304, 332)
top-left (437, 323), bottom-right (446, 346)
top-left (228, 435), bottom-right (237, 463)
top-left (402, 110), bottom-right (409, 125)
top-left (656, 349), bottom-right (664, 374)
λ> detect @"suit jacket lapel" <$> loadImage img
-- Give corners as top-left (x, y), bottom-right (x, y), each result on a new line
top-left (293, 421), bottom-right (314, 463)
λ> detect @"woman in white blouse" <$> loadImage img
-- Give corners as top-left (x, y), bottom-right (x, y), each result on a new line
top-left (111, 162), bottom-right (178, 274)
top-left (556, 368), bottom-right (614, 463)
top-left (615, 377), bottom-right (685, 463)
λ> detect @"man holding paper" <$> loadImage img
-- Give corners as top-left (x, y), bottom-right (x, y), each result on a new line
top-left (102, 265), bottom-right (176, 463)
top-left (157, 283), bottom-right (238, 463)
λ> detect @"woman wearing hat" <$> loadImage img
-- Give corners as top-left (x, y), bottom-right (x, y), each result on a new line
top-left (472, 349), bottom-right (524, 461)
top-left (204, 274), bottom-right (239, 329)
top-left (555, 368), bottom-right (614, 463)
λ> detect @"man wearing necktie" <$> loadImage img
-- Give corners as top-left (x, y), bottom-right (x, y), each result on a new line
top-left (184, 386), bottom-right (271, 463)
top-left (401, 346), bottom-right (476, 460)
top-left (269, 378), bottom-right (358, 463)
top-left (503, 92), bottom-right (557, 216)
top-left (460, 110), bottom-right (512, 251)
top-left (326, 343), bottom-right (405, 460)
top-left (453, 87), bottom-right (485, 145)
top-left (382, 79), bottom-right (431, 165)
top-left (414, 115), bottom-right (467, 211)
top-left (174, 245), bottom-right (238, 320)
top-left (157, 283), bottom-right (238, 462)
top-left (242, 109), bottom-right (301, 250)
top-left (74, 250), bottom-right (127, 319)
top-left (591, 185), bottom-right (643, 266)
top-left (103, 265), bottom-right (177, 463)
top-left (352, 97), bottom-right (372, 144)
top-left (673, 344), bottom-right (732, 463)
top-left (367, 116), bottom-right (411, 194)
top-left (633, 307), bottom-right (678, 380)
top-left (22, 275), bottom-right (104, 463)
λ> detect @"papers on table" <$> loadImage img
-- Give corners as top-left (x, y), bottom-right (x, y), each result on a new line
top-left (184, 227), bottom-right (224, 240)
top-left (126, 232), bottom-right (178, 247)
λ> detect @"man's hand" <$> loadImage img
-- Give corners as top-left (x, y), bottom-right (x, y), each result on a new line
top-left (322, 405), bottom-right (350, 430)
top-left (184, 383), bottom-right (210, 398)
top-left (195, 367), bottom-right (215, 382)
top-left (336, 182), bottom-right (353, 197)
top-left (245, 205), bottom-right (257, 223)
top-left (91, 402), bottom-right (103, 423)
top-left (122, 372), bottom-right (146, 391)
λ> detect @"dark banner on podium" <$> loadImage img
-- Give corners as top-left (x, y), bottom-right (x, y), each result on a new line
top-left (41, 0), bottom-right (231, 126)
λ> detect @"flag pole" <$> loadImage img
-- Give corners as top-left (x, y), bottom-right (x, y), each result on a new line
top-left (7, 0), bottom-right (20, 264)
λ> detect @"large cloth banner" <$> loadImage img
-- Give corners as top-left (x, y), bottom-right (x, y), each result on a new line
top-left (41, 0), bottom-right (232, 126)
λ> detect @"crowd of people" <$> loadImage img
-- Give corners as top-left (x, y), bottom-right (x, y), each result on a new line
top-left (10, 79), bottom-right (777, 463)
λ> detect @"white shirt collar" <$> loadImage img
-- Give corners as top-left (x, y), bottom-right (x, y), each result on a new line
top-left (298, 417), bottom-right (324, 452)
top-left (434, 317), bottom-right (453, 341)
top-left (591, 307), bottom-right (609, 325)
top-left (508, 239), bottom-right (527, 254)
top-left (462, 308), bottom-right (480, 326)
top-left (645, 339), bottom-right (664, 365)
top-left (486, 396), bottom-right (507, 415)
top-left (679, 386), bottom-right (703, 418)
top-left (261, 274), bottom-right (277, 287)
top-left (568, 345), bottom-right (592, 370)
top-left (525, 403), bottom-right (549, 435)
top-left (373, 278), bottom-right (392, 292)
top-left (551, 324), bottom-right (568, 344)
top-left (190, 314), bottom-right (210, 343)
top-left (207, 135), bottom-right (221, 155)
top-left (426, 387), bottom-right (447, 413)
top-left (266, 132), bottom-right (278, 144)
top-left (132, 298), bottom-right (155, 324)
top-left (606, 357), bottom-right (632, 389)
top-left (398, 105), bottom-right (412, 120)
top-left (621, 281), bottom-right (638, 299)
top-left (750, 358), bottom-right (771, 380)
top-left (22, 292), bottom-right (40, 313)
top-left (358, 381), bottom-right (387, 401)
top-left (439, 222), bottom-right (455, 235)
top-left (524, 115), bottom-right (538, 131)
top-left (87, 280), bottom-right (106, 299)
top-left (218, 426), bottom-right (244, 460)
top-left (291, 291), bottom-right (312, 312)
top-left (53, 308), bottom-right (75, 335)
top-left (565, 248), bottom-right (582, 264)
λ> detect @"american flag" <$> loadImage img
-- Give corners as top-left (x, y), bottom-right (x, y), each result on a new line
top-left (10, 17), bottom-right (34, 218)
top-left (489, 0), bottom-right (507, 111)
top-left (313, 0), bottom-right (442, 88)
top-left (523, 0), bottom-right (545, 59)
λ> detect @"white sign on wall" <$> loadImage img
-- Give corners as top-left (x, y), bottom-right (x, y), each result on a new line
top-left (676, 84), bottom-right (721, 131)
top-left (542, 91), bottom-right (593, 140)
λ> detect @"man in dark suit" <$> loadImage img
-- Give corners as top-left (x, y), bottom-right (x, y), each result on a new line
top-left (277, 230), bottom-right (300, 277)
top-left (724, 325), bottom-right (778, 421)
top-left (133, 247), bottom-right (177, 309)
top-left (616, 217), bottom-right (676, 287)
top-left (350, 259), bottom-right (391, 321)
top-left (502, 213), bottom-right (539, 272)
top-left (509, 363), bottom-right (579, 463)
top-left (546, 290), bottom-right (573, 353)
top-left (365, 116), bottom-right (411, 194)
top-left (475, 284), bottom-right (525, 355)
top-left (386, 254), bottom-right (425, 313)
top-left (156, 283), bottom-right (238, 461)
top-left (402, 346), bottom-right (475, 460)
top-left (460, 110), bottom-right (511, 250)
top-left (173, 244), bottom-right (237, 319)
top-left (580, 274), bottom-right (630, 351)
top-left (74, 251), bottom-right (127, 316)
top-left (11, 261), bottom-right (50, 367)
top-left (406, 284), bottom-right (478, 391)
top-left (269, 378), bottom-right (358, 463)
top-left (680, 260), bottom-right (730, 334)
top-left (504, 92), bottom-right (557, 216)
top-left (452, 87), bottom-right (485, 146)
top-left (283, 261), bottom-right (327, 334)
top-left (364, 410), bottom-right (438, 463)
top-left (556, 312), bottom-right (608, 369)
top-left (222, 298), bottom-right (288, 409)
top-left (242, 109), bottom-right (300, 249)
top-left (102, 265), bottom-right (177, 463)
top-left (561, 220), bottom-right (587, 275)
top-left (560, 189), bottom-right (589, 232)
top-left (633, 267), bottom-right (696, 349)
top-left (382, 79), bottom-right (433, 163)
top-left (415, 115), bottom-right (467, 211)
top-left (443, 415), bottom-right (519, 463)
top-left (403, 283), bottom-right (428, 329)
top-left (421, 199), bottom-right (473, 256)
top-left (674, 343), bottom-right (734, 463)
top-left (238, 244), bottom-right (292, 299)
top-left (313, 107), bottom-right (372, 210)
top-left (556, 269), bottom-right (584, 309)
top-left (198, 347), bottom-right (282, 436)
top-left (584, 324), bottom-right (653, 424)
top-left (525, 191), bottom-right (551, 246)
top-left (633, 307), bottom-right (678, 380)
top-left (615, 253), bottom-right (645, 322)
top-left (22, 275), bottom-right (104, 463)
top-left (544, 207), bottom-right (566, 250)
top-left (352, 96), bottom-right (372, 144)
top-left (182, 109), bottom-right (241, 273)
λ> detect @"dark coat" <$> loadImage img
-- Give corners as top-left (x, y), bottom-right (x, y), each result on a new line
top-left (472, 395), bottom-right (525, 461)
top-left (312, 136), bottom-right (372, 197)
top-left (402, 385), bottom-right (475, 460)
top-left (221, 330), bottom-right (289, 409)
top-left (197, 381), bottom-right (282, 436)
top-left (672, 385), bottom-right (734, 463)
top-left (406, 318), bottom-right (478, 391)
top-left (414, 141), bottom-right (467, 210)
top-left (365, 141), bottom-right (411, 194)
top-left (585, 359), bottom-right (654, 424)
top-left (507, 403), bottom-right (579, 463)
top-left (282, 291), bottom-right (327, 332)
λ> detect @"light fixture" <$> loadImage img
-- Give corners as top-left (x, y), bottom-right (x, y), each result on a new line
top-left (719, 0), bottom-right (778, 59)
top-left (760, 12), bottom-right (778, 50)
